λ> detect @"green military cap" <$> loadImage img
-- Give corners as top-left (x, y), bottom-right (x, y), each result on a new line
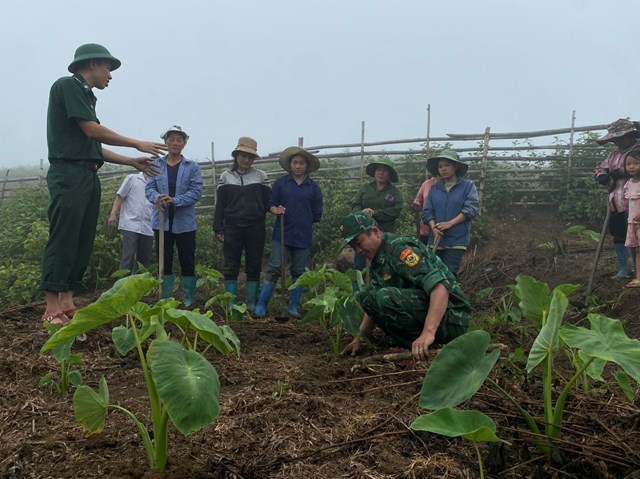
top-left (339, 211), bottom-right (378, 250)
top-left (426, 149), bottom-right (468, 177)
top-left (68, 43), bottom-right (121, 73)
top-left (365, 157), bottom-right (399, 183)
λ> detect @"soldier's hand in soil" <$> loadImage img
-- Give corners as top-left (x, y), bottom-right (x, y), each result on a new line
top-left (411, 333), bottom-right (435, 361)
top-left (347, 337), bottom-right (363, 356)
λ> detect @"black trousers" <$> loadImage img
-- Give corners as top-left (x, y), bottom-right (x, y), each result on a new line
top-left (609, 210), bottom-right (629, 245)
top-left (154, 229), bottom-right (196, 276)
top-left (222, 223), bottom-right (266, 282)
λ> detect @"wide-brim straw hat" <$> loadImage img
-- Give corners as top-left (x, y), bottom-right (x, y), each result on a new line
top-left (596, 118), bottom-right (640, 145)
top-left (365, 158), bottom-right (399, 183)
top-left (232, 137), bottom-right (261, 159)
top-left (68, 43), bottom-right (121, 73)
top-left (426, 150), bottom-right (468, 177)
top-left (278, 146), bottom-right (320, 173)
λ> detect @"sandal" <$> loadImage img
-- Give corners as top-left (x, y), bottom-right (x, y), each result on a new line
top-left (42, 312), bottom-right (71, 325)
top-left (626, 279), bottom-right (640, 288)
top-left (63, 307), bottom-right (78, 319)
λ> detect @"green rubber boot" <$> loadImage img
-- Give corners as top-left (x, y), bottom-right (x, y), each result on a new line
top-left (162, 275), bottom-right (175, 299)
top-left (246, 281), bottom-right (260, 314)
top-left (183, 276), bottom-right (197, 307)
top-left (224, 280), bottom-right (238, 305)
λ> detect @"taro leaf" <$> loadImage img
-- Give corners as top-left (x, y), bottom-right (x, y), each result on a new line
top-left (514, 275), bottom-right (550, 325)
top-left (230, 303), bottom-right (247, 322)
top-left (291, 268), bottom-right (327, 288)
top-left (165, 309), bottom-right (233, 356)
top-left (67, 354), bottom-right (84, 366)
top-left (560, 314), bottom-right (640, 383)
top-left (419, 330), bottom-right (500, 410)
top-left (41, 273), bottom-right (158, 353)
top-left (73, 377), bottom-right (109, 434)
top-left (335, 295), bottom-right (362, 337)
top-left (565, 225), bottom-right (585, 234)
top-left (410, 408), bottom-right (510, 444)
top-left (220, 325), bottom-right (241, 358)
top-left (52, 338), bottom-right (74, 363)
top-left (476, 287), bottom-right (494, 301)
top-left (148, 340), bottom-right (220, 435)
top-left (112, 325), bottom-right (137, 356)
top-left (526, 289), bottom-right (567, 375)
top-left (555, 283), bottom-right (581, 299)
top-left (68, 370), bottom-right (83, 387)
top-left (578, 351), bottom-right (606, 382)
top-left (328, 269), bottom-right (353, 293)
top-left (614, 370), bottom-right (635, 402)
top-left (306, 286), bottom-right (340, 314)
top-left (301, 304), bottom-right (326, 323)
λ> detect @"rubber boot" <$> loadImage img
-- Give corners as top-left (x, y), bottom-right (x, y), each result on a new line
top-left (288, 286), bottom-right (303, 318)
top-left (182, 276), bottom-right (197, 307)
top-left (224, 280), bottom-right (238, 304)
top-left (246, 281), bottom-right (260, 314)
top-left (254, 281), bottom-right (276, 317)
top-left (613, 243), bottom-right (633, 278)
top-left (162, 275), bottom-right (175, 298)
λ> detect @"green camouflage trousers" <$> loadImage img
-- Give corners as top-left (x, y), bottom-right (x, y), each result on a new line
top-left (358, 285), bottom-right (469, 349)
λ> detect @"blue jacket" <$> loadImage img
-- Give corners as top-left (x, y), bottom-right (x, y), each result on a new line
top-left (269, 174), bottom-right (323, 249)
top-left (145, 156), bottom-right (203, 233)
top-left (422, 177), bottom-right (479, 247)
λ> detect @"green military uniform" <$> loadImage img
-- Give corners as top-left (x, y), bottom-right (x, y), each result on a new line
top-left (351, 181), bottom-right (403, 232)
top-left (358, 233), bottom-right (471, 348)
top-left (40, 71), bottom-right (105, 292)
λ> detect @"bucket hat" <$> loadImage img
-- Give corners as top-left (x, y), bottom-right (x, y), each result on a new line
top-left (339, 211), bottom-right (378, 250)
top-left (279, 146), bottom-right (320, 173)
top-left (365, 158), bottom-right (399, 183)
top-left (232, 137), bottom-right (260, 159)
top-left (426, 150), bottom-right (468, 177)
top-left (596, 118), bottom-right (640, 145)
top-left (68, 43), bottom-right (121, 73)
top-left (160, 125), bottom-right (189, 141)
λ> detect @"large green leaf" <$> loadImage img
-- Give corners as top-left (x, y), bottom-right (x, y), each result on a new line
top-left (112, 325), bottom-right (137, 356)
top-left (514, 275), bottom-right (550, 325)
top-left (327, 269), bottom-right (353, 293)
top-left (560, 314), bottom-right (640, 383)
top-left (220, 325), bottom-right (241, 358)
top-left (165, 309), bottom-right (234, 356)
top-left (419, 330), bottom-right (500, 410)
top-left (335, 295), bottom-right (362, 337)
top-left (526, 289), bottom-right (567, 375)
top-left (148, 340), bottom-right (220, 435)
top-left (73, 377), bottom-right (109, 434)
top-left (51, 338), bottom-right (74, 363)
top-left (41, 273), bottom-right (158, 353)
top-left (411, 408), bottom-right (509, 444)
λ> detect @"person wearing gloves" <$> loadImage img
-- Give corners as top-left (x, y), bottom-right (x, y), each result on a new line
top-left (145, 125), bottom-right (202, 306)
top-left (422, 150), bottom-right (479, 277)
top-left (351, 157), bottom-right (403, 270)
top-left (593, 118), bottom-right (640, 279)
top-left (212, 137), bottom-right (271, 312)
top-left (255, 147), bottom-right (323, 318)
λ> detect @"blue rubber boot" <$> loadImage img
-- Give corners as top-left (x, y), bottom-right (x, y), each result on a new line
top-left (254, 281), bottom-right (275, 317)
top-left (288, 286), bottom-right (303, 318)
top-left (182, 276), bottom-right (197, 307)
top-left (162, 275), bottom-right (175, 299)
top-left (246, 281), bottom-right (260, 314)
top-left (613, 243), bottom-right (633, 278)
top-left (224, 280), bottom-right (238, 304)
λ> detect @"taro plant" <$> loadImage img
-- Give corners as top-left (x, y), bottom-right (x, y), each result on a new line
top-left (39, 322), bottom-right (83, 395)
top-left (40, 273), bottom-right (240, 470)
top-left (292, 265), bottom-right (363, 356)
top-left (197, 264), bottom-right (248, 322)
top-left (410, 331), bottom-right (510, 479)
top-left (271, 380), bottom-right (289, 401)
top-left (415, 275), bottom-right (640, 457)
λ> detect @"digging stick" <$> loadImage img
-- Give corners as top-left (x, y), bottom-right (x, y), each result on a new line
top-left (585, 207), bottom-right (611, 301)
top-left (361, 343), bottom-right (508, 364)
top-left (276, 215), bottom-right (289, 323)
top-left (158, 206), bottom-right (164, 301)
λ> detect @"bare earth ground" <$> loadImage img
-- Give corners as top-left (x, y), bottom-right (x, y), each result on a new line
top-left (1, 208), bottom-right (639, 479)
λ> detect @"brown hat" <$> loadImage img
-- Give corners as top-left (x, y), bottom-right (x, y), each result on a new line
top-left (278, 147), bottom-right (320, 173)
top-left (232, 137), bottom-right (260, 159)
top-left (596, 118), bottom-right (640, 145)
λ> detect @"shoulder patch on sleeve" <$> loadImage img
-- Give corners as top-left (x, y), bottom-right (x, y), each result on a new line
top-left (399, 248), bottom-right (420, 267)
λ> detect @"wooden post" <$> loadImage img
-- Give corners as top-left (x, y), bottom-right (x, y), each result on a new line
top-left (211, 142), bottom-right (217, 207)
top-left (478, 127), bottom-right (491, 210)
top-left (567, 110), bottom-right (576, 190)
top-left (426, 104), bottom-right (431, 156)
top-left (39, 159), bottom-right (44, 185)
top-left (360, 121), bottom-right (365, 182)
top-left (0, 169), bottom-right (9, 209)
top-left (298, 137), bottom-right (304, 147)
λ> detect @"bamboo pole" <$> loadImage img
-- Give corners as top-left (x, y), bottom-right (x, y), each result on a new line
top-left (211, 141), bottom-right (217, 208)
top-left (360, 121), bottom-right (365, 182)
top-left (567, 110), bottom-right (576, 189)
top-left (479, 127), bottom-right (490, 209)
top-left (0, 169), bottom-right (9, 209)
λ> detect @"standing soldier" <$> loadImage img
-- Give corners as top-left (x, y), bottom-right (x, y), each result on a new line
top-left (41, 43), bottom-right (165, 325)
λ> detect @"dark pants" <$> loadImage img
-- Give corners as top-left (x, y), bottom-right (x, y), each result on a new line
top-left (358, 285), bottom-right (467, 349)
top-left (435, 249), bottom-right (466, 277)
top-left (40, 162), bottom-right (101, 292)
top-left (154, 229), bottom-right (196, 276)
top-left (120, 230), bottom-right (153, 271)
top-left (223, 223), bottom-right (266, 282)
top-left (609, 210), bottom-right (629, 244)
